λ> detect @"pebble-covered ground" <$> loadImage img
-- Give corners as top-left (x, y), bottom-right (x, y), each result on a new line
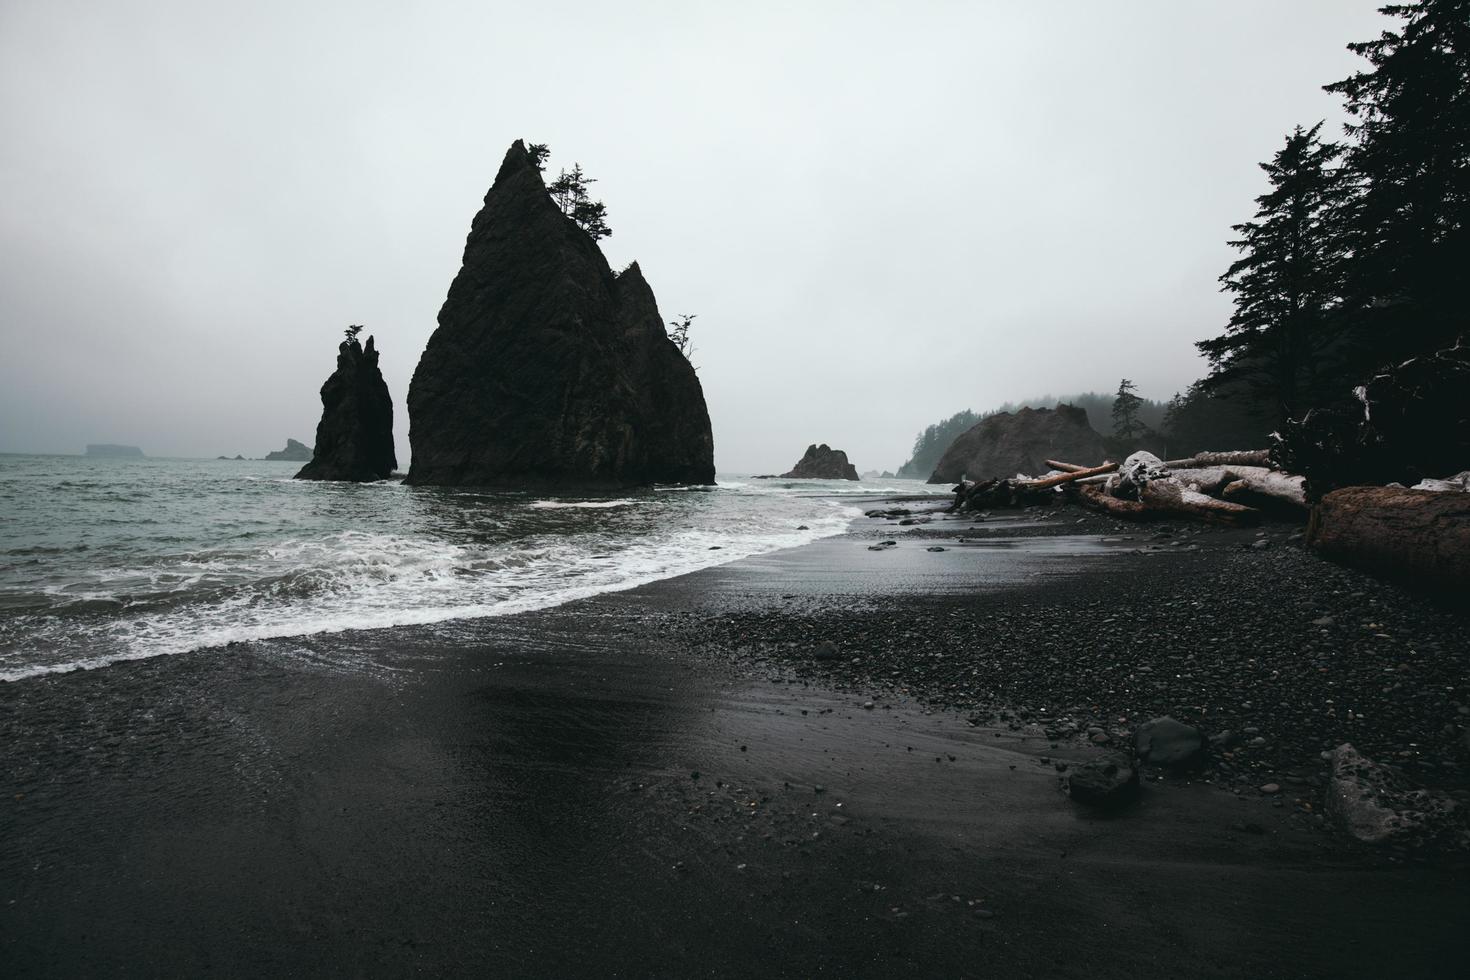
top-left (671, 501), bottom-right (1470, 840)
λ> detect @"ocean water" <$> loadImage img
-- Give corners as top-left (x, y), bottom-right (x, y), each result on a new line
top-left (0, 454), bottom-right (944, 681)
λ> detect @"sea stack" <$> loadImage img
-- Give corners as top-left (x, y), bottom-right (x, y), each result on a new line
top-left (295, 333), bottom-right (397, 482)
top-left (264, 438), bottom-right (312, 462)
top-left (781, 444), bottom-right (860, 480)
top-left (404, 141), bottom-right (715, 488)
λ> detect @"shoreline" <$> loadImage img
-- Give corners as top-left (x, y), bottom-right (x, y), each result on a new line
top-left (3, 497), bottom-right (1467, 976)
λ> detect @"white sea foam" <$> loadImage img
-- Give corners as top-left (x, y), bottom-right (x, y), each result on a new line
top-left (0, 465), bottom-right (883, 682)
top-left (528, 499), bottom-right (636, 509)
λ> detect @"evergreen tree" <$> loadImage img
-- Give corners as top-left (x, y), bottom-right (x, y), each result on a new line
top-left (667, 313), bottom-right (696, 359)
top-left (1326, 0), bottom-right (1470, 361)
top-left (1111, 379), bottom-right (1145, 442)
top-left (1162, 380), bottom-right (1271, 456)
top-left (526, 143), bottom-right (551, 172)
top-left (1198, 123), bottom-right (1350, 427)
top-left (547, 163), bottom-right (612, 240)
top-left (896, 409), bottom-right (979, 479)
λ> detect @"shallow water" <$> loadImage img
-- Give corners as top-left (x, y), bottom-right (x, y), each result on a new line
top-left (0, 454), bottom-right (944, 680)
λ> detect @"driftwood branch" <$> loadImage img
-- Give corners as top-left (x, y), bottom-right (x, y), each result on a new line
top-left (1021, 462), bottom-right (1119, 490)
top-left (1164, 449), bottom-right (1271, 469)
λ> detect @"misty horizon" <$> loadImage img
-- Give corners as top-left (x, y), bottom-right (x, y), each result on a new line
top-left (0, 1), bottom-right (1386, 472)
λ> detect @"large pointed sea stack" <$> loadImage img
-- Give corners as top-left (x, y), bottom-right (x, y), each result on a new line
top-left (405, 141), bottom-right (715, 488)
top-left (295, 334), bottom-right (397, 482)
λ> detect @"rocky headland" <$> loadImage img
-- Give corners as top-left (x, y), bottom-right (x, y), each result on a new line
top-left (264, 438), bottom-right (312, 462)
top-left (780, 443), bottom-right (859, 480)
top-left (929, 404), bottom-right (1104, 483)
top-left (405, 141), bottom-right (714, 489)
top-left (295, 333), bottom-right (397, 482)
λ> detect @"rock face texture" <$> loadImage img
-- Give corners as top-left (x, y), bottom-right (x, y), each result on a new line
top-left (781, 444), bottom-right (859, 480)
top-left (928, 405), bottom-right (1105, 484)
top-left (405, 141), bottom-right (715, 489)
top-left (295, 335), bottom-right (397, 482)
top-left (265, 438), bottom-right (312, 462)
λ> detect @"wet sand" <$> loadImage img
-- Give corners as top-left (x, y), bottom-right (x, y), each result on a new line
top-left (2, 506), bottom-right (1466, 977)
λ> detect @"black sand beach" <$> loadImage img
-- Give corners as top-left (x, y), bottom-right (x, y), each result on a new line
top-left (4, 503), bottom-right (1467, 978)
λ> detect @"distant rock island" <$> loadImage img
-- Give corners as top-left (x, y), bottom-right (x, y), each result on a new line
top-left (405, 140), bottom-right (715, 489)
top-left (265, 438), bottom-right (312, 462)
top-left (929, 405), bottom-right (1104, 483)
top-left (860, 469), bottom-right (896, 481)
top-left (216, 454), bottom-right (245, 460)
top-left (85, 444), bottom-right (143, 458)
top-left (295, 330), bottom-right (397, 482)
top-left (781, 444), bottom-right (860, 480)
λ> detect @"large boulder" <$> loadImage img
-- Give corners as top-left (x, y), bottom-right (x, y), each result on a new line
top-left (264, 438), bottom-right (312, 462)
top-left (781, 444), bottom-right (859, 480)
top-left (928, 405), bottom-right (1105, 484)
top-left (295, 335), bottom-right (397, 482)
top-left (1134, 717), bottom-right (1207, 771)
top-left (1062, 753), bottom-right (1140, 809)
top-left (404, 141), bottom-right (715, 489)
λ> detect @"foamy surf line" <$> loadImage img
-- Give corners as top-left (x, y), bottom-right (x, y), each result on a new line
top-left (528, 499), bottom-right (635, 509)
top-left (0, 502), bottom-right (864, 683)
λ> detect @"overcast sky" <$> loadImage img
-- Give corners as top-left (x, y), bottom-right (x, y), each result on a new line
top-left (0, 0), bottom-right (1387, 473)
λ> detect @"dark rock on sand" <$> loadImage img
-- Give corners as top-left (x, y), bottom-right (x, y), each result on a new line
top-left (405, 140), bottom-right (714, 489)
top-left (781, 444), bottom-right (860, 481)
top-left (264, 438), bottom-right (312, 462)
top-left (295, 334), bottom-right (397, 482)
top-left (1134, 717), bottom-right (1208, 771)
top-left (928, 405), bottom-right (1105, 484)
top-left (1325, 743), bottom-right (1463, 847)
top-left (1063, 753), bottom-right (1140, 808)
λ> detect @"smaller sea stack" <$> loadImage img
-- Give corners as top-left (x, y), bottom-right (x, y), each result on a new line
top-left (781, 444), bottom-right (860, 480)
top-left (296, 331), bottom-right (397, 482)
top-left (265, 438), bottom-right (312, 462)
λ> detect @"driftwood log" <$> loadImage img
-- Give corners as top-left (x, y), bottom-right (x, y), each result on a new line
top-left (1076, 483), bottom-right (1153, 518)
top-left (1308, 486), bottom-right (1470, 590)
top-left (1021, 461), bottom-right (1119, 489)
top-left (1220, 470), bottom-right (1308, 511)
top-left (1139, 479), bottom-right (1261, 526)
top-left (1164, 450), bottom-right (1272, 468)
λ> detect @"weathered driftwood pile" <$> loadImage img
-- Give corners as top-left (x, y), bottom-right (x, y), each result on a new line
top-left (951, 448), bottom-right (1307, 526)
